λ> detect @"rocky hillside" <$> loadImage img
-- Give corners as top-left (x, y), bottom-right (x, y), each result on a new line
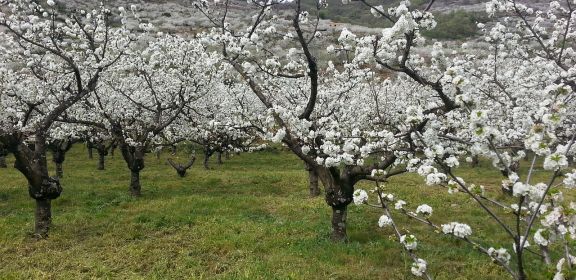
top-left (428, 0), bottom-right (551, 12)
top-left (52, 0), bottom-right (556, 39)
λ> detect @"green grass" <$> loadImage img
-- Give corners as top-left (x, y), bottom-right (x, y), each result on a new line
top-left (0, 146), bottom-right (567, 279)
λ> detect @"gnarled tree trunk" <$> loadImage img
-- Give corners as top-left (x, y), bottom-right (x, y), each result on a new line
top-left (55, 162), bottom-right (63, 178)
top-left (130, 170), bottom-right (141, 196)
top-left (97, 153), bottom-right (105, 170)
top-left (0, 147), bottom-right (7, 168)
top-left (10, 136), bottom-right (62, 238)
top-left (95, 142), bottom-right (109, 170)
top-left (0, 155), bottom-right (6, 168)
top-left (217, 151), bottom-right (223, 165)
top-left (469, 155), bottom-right (479, 168)
top-left (316, 166), bottom-right (355, 242)
top-left (120, 144), bottom-right (145, 197)
top-left (49, 139), bottom-right (73, 178)
top-left (167, 156), bottom-right (196, 178)
top-left (35, 199), bottom-right (52, 237)
top-left (87, 141), bottom-right (94, 159)
top-left (203, 147), bottom-right (213, 170)
top-left (110, 143), bottom-right (117, 157)
top-left (331, 206), bottom-right (347, 241)
top-left (305, 162), bottom-right (320, 197)
top-left (51, 148), bottom-right (64, 178)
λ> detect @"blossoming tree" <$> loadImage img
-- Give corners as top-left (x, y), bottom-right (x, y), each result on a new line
top-left (193, 0), bottom-right (457, 241)
top-left (0, 0), bottom-right (137, 237)
top-left (347, 0), bottom-right (576, 278)
top-left (85, 34), bottom-right (220, 196)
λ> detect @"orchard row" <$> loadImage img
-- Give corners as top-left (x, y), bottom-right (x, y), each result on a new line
top-left (1, 0), bottom-right (575, 279)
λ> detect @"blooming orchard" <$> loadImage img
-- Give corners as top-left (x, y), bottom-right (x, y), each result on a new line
top-left (0, 0), bottom-right (575, 279)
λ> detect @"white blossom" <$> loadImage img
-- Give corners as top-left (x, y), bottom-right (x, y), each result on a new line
top-left (400, 234), bottom-right (418, 250)
top-left (416, 204), bottom-right (433, 217)
top-left (353, 189), bottom-right (368, 205)
top-left (411, 258), bottom-right (427, 277)
top-left (378, 215), bottom-right (392, 227)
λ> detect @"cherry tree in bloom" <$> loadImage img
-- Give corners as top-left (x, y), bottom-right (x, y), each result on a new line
top-left (89, 128), bottom-right (115, 171)
top-left (193, 0), bottom-right (458, 242)
top-left (175, 80), bottom-right (265, 170)
top-left (45, 122), bottom-right (85, 178)
top-left (346, 0), bottom-right (576, 278)
top-left (79, 34), bottom-right (221, 196)
top-left (0, 0), bottom-right (137, 237)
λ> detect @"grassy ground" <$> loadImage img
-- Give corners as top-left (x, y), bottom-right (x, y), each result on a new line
top-left (0, 146), bottom-right (567, 279)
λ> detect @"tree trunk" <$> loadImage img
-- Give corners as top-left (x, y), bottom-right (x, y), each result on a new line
top-left (331, 206), bottom-right (347, 242)
top-left (87, 144), bottom-right (93, 159)
top-left (9, 134), bottom-right (62, 238)
top-left (110, 144), bottom-right (116, 157)
top-left (217, 151), bottom-right (223, 165)
top-left (97, 153), bottom-right (105, 170)
top-left (203, 149), bottom-right (211, 170)
top-left (316, 166), bottom-right (355, 242)
top-left (470, 155), bottom-right (479, 168)
top-left (51, 149), bottom-right (65, 178)
top-left (203, 156), bottom-right (209, 169)
top-left (119, 143), bottom-right (145, 196)
top-left (308, 168), bottom-right (321, 197)
top-left (130, 170), bottom-right (141, 197)
top-left (34, 199), bottom-right (51, 238)
top-left (0, 155), bottom-right (6, 168)
top-left (55, 162), bottom-right (63, 178)
top-left (305, 162), bottom-right (320, 197)
top-left (95, 143), bottom-right (108, 170)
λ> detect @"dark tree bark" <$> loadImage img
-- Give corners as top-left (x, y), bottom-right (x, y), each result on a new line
top-left (49, 139), bottom-right (73, 178)
top-left (55, 162), bottom-right (63, 178)
top-left (35, 199), bottom-right (52, 238)
top-left (331, 206), bottom-right (347, 242)
top-left (470, 155), bottom-right (479, 168)
top-left (94, 141), bottom-right (112, 170)
top-left (110, 143), bottom-right (117, 157)
top-left (217, 151), bottom-right (223, 165)
top-left (0, 147), bottom-right (7, 168)
top-left (203, 147), bottom-right (214, 170)
top-left (97, 153), bottom-right (105, 170)
top-left (130, 170), bottom-right (141, 197)
top-left (119, 142), bottom-right (145, 197)
top-left (167, 156), bottom-right (196, 177)
top-left (6, 134), bottom-right (63, 238)
top-left (0, 155), bottom-right (6, 168)
top-left (87, 140), bottom-right (94, 159)
top-left (305, 162), bottom-right (321, 197)
top-left (316, 166), bottom-right (356, 242)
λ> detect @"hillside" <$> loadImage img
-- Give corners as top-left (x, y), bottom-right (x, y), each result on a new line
top-left (299, 0), bottom-right (553, 39)
top-left (53, 0), bottom-right (556, 39)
